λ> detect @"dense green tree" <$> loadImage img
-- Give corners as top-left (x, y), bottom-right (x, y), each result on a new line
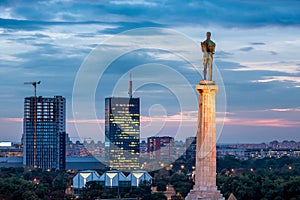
top-left (80, 181), bottom-right (105, 200)
top-left (22, 191), bottom-right (40, 200)
top-left (170, 172), bottom-right (193, 197)
top-left (142, 192), bottom-right (167, 200)
top-left (131, 180), bottom-right (152, 198)
top-left (1, 156), bottom-right (300, 199)
top-left (0, 177), bottom-right (35, 200)
top-left (0, 168), bottom-right (73, 200)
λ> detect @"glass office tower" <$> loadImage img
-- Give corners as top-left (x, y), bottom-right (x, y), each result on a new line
top-left (23, 96), bottom-right (66, 170)
top-left (105, 97), bottom-right (140, 170)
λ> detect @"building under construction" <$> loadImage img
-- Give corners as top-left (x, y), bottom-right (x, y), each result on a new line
top-left (23, 96), bottom-right (66, 170)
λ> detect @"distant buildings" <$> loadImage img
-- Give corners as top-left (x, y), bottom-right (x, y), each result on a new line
top-left (0, 142), bottom-right (22, 157)
top-left (184, 138), bottom-right (300, 160)
top-left (147, 136), bottom-right (174, 161)
top-left (2, 138), bottom-right (300, 169)
top-left (185, 137), bottom-right (196, 159)
top-left (66, 139), bottom-right (92, 157)
top-left (140, 140), bottom-right (147, 154)
top-left (217, 141), bottom-right (300, 159)
top-left (23, 96), bottom-right (66, 170)
top-left (105, 97), bottom-right (140, 170)
top-left (216, 146), bottom-right (245, 159)
top-left (0, 141), bottom-right (12, 147)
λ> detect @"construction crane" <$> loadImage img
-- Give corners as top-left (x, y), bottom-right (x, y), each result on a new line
top-left (24, 81), bottom-right (41, 97)
top-left (24, 81), bottom-right (41, 168)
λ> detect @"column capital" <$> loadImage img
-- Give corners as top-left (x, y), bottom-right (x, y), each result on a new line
top-left (200, 80), bottom-right (215, 85)
top-left (196, 83), bottom-right (218, 94)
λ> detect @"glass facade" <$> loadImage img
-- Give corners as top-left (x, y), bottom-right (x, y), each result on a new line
top-left (23, 96), bottom-right (66, 170)
top-left (105, 97), bottom-right (140, 170)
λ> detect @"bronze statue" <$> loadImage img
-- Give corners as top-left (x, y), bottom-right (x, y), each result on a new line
top-left (201, 32), bottom-right (216, 81)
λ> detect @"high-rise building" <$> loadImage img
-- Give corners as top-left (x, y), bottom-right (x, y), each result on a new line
top-left (105, 97), bottom-right (140, 170)
top-left (23, 96), bottom-right (66, 170)
top-left (147, 136), bottom-right (174, 161)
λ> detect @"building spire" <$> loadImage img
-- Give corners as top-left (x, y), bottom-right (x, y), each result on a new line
top-left (128, 73), bottom-right (133, 98)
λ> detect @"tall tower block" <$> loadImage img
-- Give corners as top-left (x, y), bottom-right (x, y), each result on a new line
top-left (185, 80), bottom-right (224, 200)
top-left (105, 97), bottom-right (140, 170)
top-left (23, 96), bottom-right (66, 170)
top-left (105, 73), bottom-right (140, 170)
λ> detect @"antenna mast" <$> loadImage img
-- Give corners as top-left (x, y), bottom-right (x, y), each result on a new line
top-left (128, 73), bottom-right (133, 98)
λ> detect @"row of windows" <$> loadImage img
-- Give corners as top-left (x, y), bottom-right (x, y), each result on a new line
top-left (112, 103), bottom-right (137, 107)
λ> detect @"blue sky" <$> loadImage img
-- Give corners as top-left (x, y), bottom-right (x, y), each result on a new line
top-left (0, 0), bottom-right (300, 143)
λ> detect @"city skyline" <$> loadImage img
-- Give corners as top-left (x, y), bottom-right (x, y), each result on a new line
top-left (1, 1), bottom-right (300, 143)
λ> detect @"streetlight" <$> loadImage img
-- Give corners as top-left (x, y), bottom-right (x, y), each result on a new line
top-left (33, 178), bottom-right (39, 189)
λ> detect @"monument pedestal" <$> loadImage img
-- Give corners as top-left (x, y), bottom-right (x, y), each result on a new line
top-left (185, 186), bottom-right (224, 200)
top-left (185, 81), bottom-right (224, 200)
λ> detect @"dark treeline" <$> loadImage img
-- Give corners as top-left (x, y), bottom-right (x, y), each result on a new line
top-left (217, 156), bottom-right (300, 200)
top-left (149, 156), bottom-right (300, 200)
top-left (0, 167), bottom-right (72, 200)
top-left (0, 156), bottom-right (300, 199)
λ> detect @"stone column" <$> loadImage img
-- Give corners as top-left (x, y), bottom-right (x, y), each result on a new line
top-left (185, 80), bottom-right (224, 200)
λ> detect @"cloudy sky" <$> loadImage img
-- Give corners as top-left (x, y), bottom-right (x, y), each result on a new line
top-left (0, 0), bottom-right (300, 143)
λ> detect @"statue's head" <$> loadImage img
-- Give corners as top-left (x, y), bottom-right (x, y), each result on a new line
top-left (206, 32), bottom-right (211, 39)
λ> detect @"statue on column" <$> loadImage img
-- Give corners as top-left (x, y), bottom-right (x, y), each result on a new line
top-left (201, 32), bottom-right (216, 81)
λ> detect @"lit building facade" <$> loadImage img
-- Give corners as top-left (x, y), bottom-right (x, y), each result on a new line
top-left (147, 136), bottom-right (174, 161)
top-left (23, 96), bottom-right (66, 170)
top-left (105, 97), bottom-right (140, 170)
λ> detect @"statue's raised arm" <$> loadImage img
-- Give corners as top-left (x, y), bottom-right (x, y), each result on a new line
top-left (201, 32), bottom-right (216, 81)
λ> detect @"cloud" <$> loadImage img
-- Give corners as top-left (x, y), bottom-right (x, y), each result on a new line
top-left (0, 118), bottom-right (23, 142)
top-left (1, 1), bottom-right (300, 28)
top-left (230, 61), bottom-right (300, 74)
top-left (214, 51), bottom-right (233, 59)
top-left (252, 76), bottom-right (300, 85)
top-left (70, 110), bottom-right (227, 127)
top-left (250, 42), bottom-right (265, 45)
top-left (110, 0), bottom-right (158, 7)
top-left (0, 118), bottom-right (23, 122)
top-left (269, 108), bottom-right (300, 112)
top-left (1, 0), bottom-right (300, 143)
top-left (225, 117), bottom-right (300, 128)
top-left (239, 47), bottom-right (254, 52)
top-left (141, 110), bottom-right (197, 123)
top-left (0, 7), bottom-right (22, 20)
top-left (67, 119), bottom-right (104, 123)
